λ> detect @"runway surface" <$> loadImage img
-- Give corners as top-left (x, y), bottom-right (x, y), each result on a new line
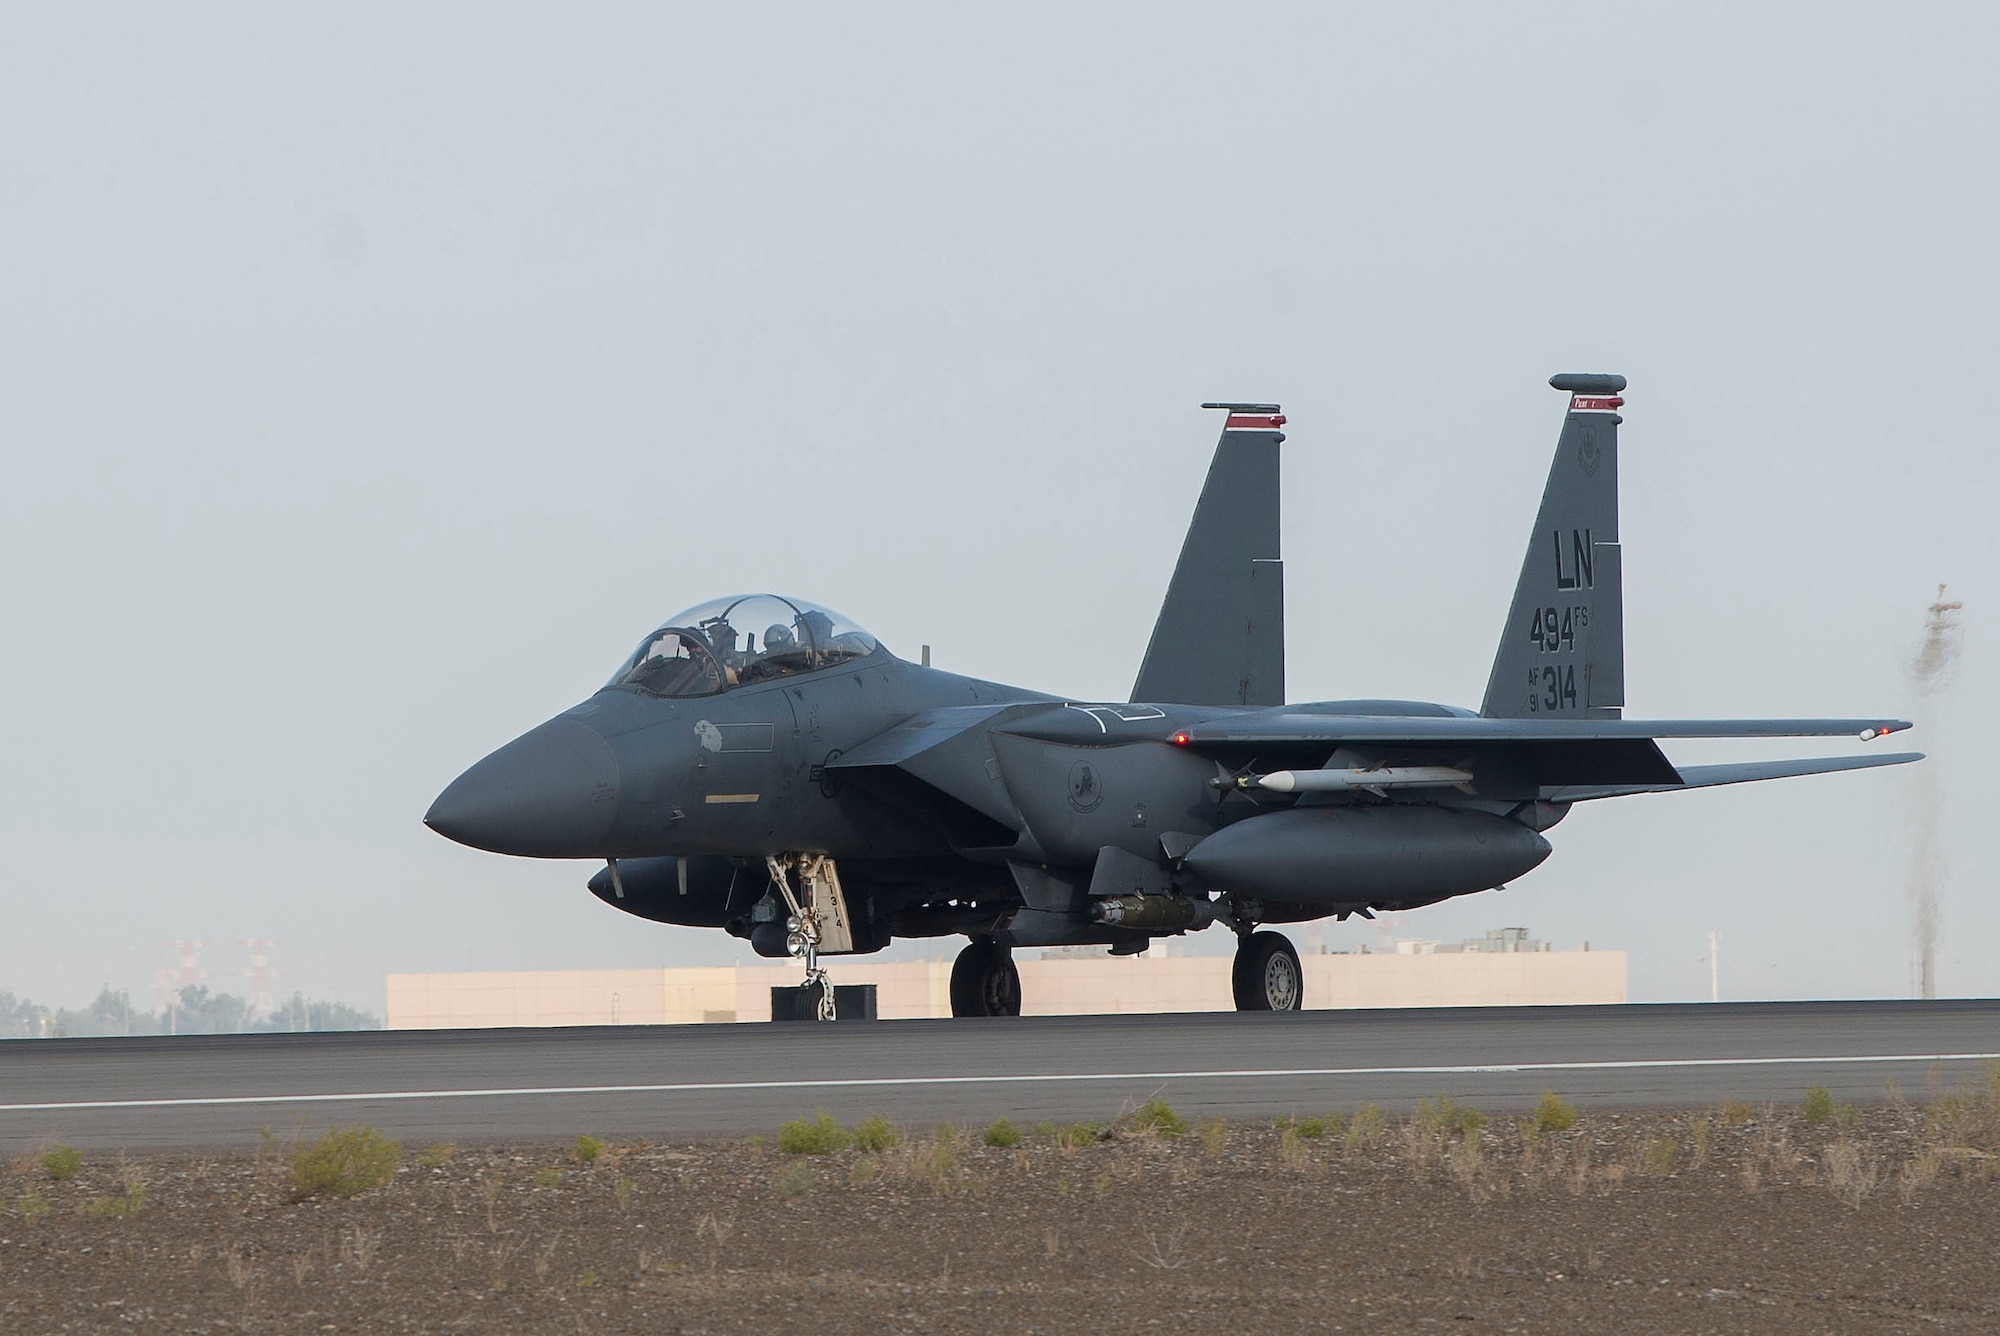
top-left (4, 1000), bottom-right (1997, 1151)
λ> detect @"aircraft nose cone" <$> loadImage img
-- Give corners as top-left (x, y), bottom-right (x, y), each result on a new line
top-left (425, 717), bottom-right (620, 857)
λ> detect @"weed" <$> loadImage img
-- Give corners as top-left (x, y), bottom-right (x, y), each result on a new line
top-left (1345, 1105), bottom-right (1387, 1151)
top-left (1043, 1226), bottom-right (1060, 1258)
top-left (40, 1145), bottom-right (81, 1182)
top-left (17, 1189), bottom-right (50, 1220)
top-left (1399, 1118), bottom-right (1440, 1174)
top-left (777, 1109), bottom-right (853, 1155)
top-left (1640, 1136), bottom-right (1676, 1176)
top-left (1033, 1121), bottom-right (1059, 1140)
top-left (1564, 1140), bottom-right (1593, 1196)
top-left (613, 1176), bottom-right (634, 1210)
top-left (853, 1114), bottom-right (897, 1153)
top-left (417, 1143), bottom-right (455, 1171)
top-left (1131, 1097), bottom-right (1187, 1140)
top-left (1054, 1122), bottom-right (1103, 1151)
top-left (574, 1135), bottom-right (605, 1164)
top-left (1416, 1095), bottom-right (1487, 1138)
top-left (1719, 1097), bottom-right (1754, 1126)
top-left (291, 1126), bottom-right (401, 1199)
top-left (578, 1269), bottom-right (596, 1289)
top-left (694, 1213), bottom-right (733, 1273)
top-left (339, 1224), bottom-right (382, 1270)
top-left (983, 1118), bottom-right (1023, 1149)
top-left (915, 1131), bottom-right (964, 1196)
top-left (1295, 1116), bottom-right (1325, 1139)
top-left (1688, 1114), bottom-right (1713, 1167)
top-left (773, 1161), bottom-right (817, 1199)
top-left (1822, 1139), bottom-right (1879, 1207)
top-left (1754, 1118), bottom-right (1801, 1177)
top-left (488, 1236), bottom-right (523, 1292)
top-left (80, 1181), bottom-right (147, 1219)
top-left (848, 1157), bottom-right (879, 1186)
top-left (1448, 1127), bottom-right (1486, 1188)
top-left (1803, 1085), bottom-right (1836, 1126)
top-left (1898, 1148), bottom-right (1942, 1203)
top-left (1138, 1221), bottom-right (1189, 1270)
top-left (1278, 1126), bottom-right (1315, 1171)
top-left (1196, 1116), bottom-right (1228, 1155)
top-left (532, 1167), bottom-right (563, 1189)
top-left (1532, 1091), bottom-right (1578, 1134)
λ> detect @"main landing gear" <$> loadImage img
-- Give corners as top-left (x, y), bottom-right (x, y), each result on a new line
top-left (1232, 929), bottom-right (1303, 1012)
top-left (950, 938), bottom-right (1022, 1017)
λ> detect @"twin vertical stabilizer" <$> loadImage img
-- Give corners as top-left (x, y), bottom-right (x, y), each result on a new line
top-left (1480, 374), bottom-right (1627, 719)
top-left (1131, 405), bottom-right (1287, 708)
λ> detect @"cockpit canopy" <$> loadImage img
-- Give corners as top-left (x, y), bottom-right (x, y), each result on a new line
top-left (610, 594), bottom-right (883, 698)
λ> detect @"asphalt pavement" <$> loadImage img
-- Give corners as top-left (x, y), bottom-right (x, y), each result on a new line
top-left (3, 1000), bottom-right (1996, 1150)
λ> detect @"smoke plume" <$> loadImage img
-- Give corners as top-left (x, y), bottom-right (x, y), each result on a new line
top-left (1905, 585), bottom-right (1962, 999)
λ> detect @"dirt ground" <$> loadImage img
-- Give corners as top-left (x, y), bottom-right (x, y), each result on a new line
top-left (6, 1086), bottom-right (2000, 1334)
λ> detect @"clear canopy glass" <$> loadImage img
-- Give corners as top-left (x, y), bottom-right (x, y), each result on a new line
top-left (610, 594), bottom-right (882, 697)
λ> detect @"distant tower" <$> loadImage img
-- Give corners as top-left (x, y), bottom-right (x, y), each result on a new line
top-left (1906, 584), bottom-right (1963, 1001)
top-left (242, 938), bottom-right (280, 1023)
top-left (173, 939), bottom-right (208, 989)
top-left (158, 939), bottom-right (207, 1035)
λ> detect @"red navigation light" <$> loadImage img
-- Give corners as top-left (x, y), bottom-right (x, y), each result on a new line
top-left (1172, 731), bottom-right (1190, 746)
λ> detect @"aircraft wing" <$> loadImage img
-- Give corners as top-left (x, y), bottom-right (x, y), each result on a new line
top-left (1172, 714), bottom-right (1915, 791)
top-left (1176, 715), bottom-right (1913, 746)
top-left (1545, 751), bottom-right (1924, 802)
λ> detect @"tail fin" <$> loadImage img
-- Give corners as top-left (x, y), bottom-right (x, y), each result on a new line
top-left (1480, 374), bottom-right (1627, 719)
top-left (1131, 404), bottom-right (1286, 707)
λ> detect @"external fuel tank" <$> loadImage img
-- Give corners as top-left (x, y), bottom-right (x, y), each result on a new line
top-left (1182, 805), bottom-right (1551, 909)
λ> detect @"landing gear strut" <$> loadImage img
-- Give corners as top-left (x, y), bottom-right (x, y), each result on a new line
top-left (950, 939), bottom-right (1022, 1017)
top-left (1232, 929), bottom-right (1303, 1012)
top-left (766, 854), bottom-right (855, 1021)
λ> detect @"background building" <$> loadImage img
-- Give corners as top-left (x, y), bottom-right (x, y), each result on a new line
top-left (387, 930), bottom-right (1624, 1028)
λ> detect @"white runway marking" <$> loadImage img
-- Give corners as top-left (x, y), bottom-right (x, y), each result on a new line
top-left (5, 1051), bottom-right (1998, 1114)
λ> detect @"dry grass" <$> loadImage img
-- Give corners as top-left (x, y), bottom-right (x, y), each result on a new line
top-left (1344, 1104), bottom-right (1388, 1151)
top-left (16, 1096), bottom-right (2000, 1332)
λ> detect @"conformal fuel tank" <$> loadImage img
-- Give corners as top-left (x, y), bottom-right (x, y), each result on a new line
top-left (1183, 805), bottom-right (1551, 908)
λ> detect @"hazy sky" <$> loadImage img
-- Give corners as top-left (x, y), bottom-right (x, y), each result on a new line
top-left (3, 3), bottom-right (1993, 1013)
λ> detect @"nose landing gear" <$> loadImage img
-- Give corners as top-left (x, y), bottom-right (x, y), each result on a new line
top-left (765, 854), bottom-right (855, 1021)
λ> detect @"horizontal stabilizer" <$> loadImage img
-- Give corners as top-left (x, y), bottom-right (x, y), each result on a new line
top-left (1547, 751), bottom-right (1924, 803)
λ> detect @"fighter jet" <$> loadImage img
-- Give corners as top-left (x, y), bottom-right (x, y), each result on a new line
top-left (426, 375), bottom-right (1919, 1018)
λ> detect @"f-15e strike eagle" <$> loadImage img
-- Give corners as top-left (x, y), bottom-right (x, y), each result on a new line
top-left (426, 375), bottom-right (1919, 1019)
